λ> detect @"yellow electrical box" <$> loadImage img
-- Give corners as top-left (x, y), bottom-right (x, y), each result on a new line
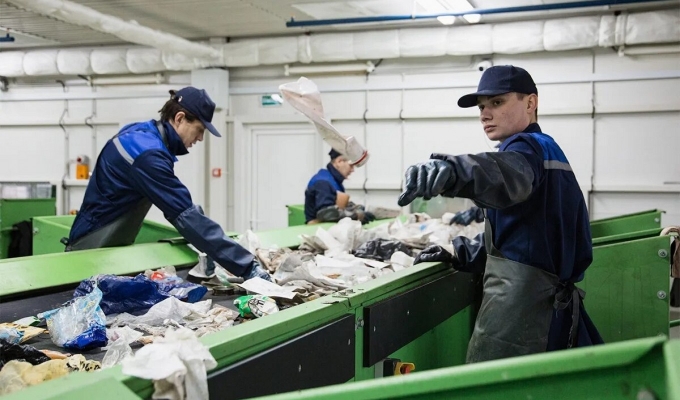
top-left (76, 155), bottom-right (90, 180)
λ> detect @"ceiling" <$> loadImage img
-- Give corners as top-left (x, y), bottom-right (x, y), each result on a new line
top-left (0, 0), bottom-right (677, 49)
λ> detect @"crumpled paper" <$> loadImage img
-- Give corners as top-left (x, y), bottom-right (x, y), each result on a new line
top-left (121, 327), bottom-right (217, 400)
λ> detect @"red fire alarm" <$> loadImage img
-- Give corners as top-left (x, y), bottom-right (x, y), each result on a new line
top-left (211, 168), bottom-right (222, 178)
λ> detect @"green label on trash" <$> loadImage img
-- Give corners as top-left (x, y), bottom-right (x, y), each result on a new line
top-left (234, 295), bottom-right (279, 318)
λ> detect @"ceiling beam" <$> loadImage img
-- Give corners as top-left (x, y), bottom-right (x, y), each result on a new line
top-left (5, 0), bottom-right (221, 60)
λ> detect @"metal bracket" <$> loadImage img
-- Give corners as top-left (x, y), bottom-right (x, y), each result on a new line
top-left (158, 237), bottom-right (188, 245)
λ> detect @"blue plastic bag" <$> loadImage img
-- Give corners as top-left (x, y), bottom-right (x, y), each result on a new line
top-left (74, 274), bottom-right (207, 315)
top-left (156, 277), bottom-right (207, 303)
top-left (39, 287), bottom-right (107, 351)
top-left (0, 328), bottom-right (23, 344)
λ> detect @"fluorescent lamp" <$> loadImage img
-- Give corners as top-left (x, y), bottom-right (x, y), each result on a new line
top-left (437, 16), bottom-right (456, 25)
top-left (284, 62), bottom-right (375, 76)
top-left (463, 13), bottom-right (481, 24)
top-left (418, 0), bottom-right (480, 24)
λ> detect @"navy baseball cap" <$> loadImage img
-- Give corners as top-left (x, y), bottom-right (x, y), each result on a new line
top-left (458, 65), bottom-right (537, 108)
top-left (171, 87), bottom-right (221, 137)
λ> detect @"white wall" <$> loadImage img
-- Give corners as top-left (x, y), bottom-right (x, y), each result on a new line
top-left (228, 49), bottom-right (680, 231)
top-left (0, 48), bottom-right (678, 234)
top-left (0, 76), bottom-right (211, 226)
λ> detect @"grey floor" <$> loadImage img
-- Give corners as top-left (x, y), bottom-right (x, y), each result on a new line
top-left (671, 307), bottom-right (680, 339)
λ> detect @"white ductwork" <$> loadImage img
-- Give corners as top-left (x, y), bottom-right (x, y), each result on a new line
top-left (4, 0), bottom-right (221, 60)
top-left (0, 10), bottom-right (678, 78)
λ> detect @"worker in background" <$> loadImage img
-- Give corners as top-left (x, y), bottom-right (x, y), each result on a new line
top-left (398, 65), bottom-right (603, 363)
top-left (65, 87), bottom-right (271, 281)
top-left (304, 149), bottom-right (375, 224)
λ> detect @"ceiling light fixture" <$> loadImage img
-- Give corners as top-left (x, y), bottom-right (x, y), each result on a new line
top-left (416, 0), bottom-right (482, 24)
top-left (463, 13), bottom-right (481, 24)
top-left (437, 15), bottom-right (456, 25)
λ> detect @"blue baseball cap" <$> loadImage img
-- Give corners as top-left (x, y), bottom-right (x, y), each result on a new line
top-left (458, 65), bottom-right (537, 108)
top-left (171, 86), bottom-right (221, 137)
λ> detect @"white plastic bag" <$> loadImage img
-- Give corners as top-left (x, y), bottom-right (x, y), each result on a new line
top-left (102, 326), bottom-right (143, 368)
top-left (122, 327), bottom-right (217, 400)
top-left (279, 77), bottom-right (369, 167)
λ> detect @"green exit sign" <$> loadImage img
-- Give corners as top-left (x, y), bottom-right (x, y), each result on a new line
top-left (261, 94), bottom-right (283, 107)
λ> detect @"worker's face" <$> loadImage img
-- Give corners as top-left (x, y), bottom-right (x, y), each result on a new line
top-left (173, 112), bottom-right (205, 149)
top-left (332, 156), bottom-right (354, 178)
top-left (477, 93), bottom-right (537, 142)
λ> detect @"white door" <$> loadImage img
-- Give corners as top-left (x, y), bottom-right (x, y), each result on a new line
top-left (249, 124), bottom-right (320, 231)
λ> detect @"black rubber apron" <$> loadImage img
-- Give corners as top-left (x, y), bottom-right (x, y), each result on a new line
top-left (466, 215), bottom-right (584, 363)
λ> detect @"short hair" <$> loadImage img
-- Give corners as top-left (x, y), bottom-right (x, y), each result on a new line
top-left (517, 93), bottom-right (538, 121)
top-left (158, 92), bottom-right (198, 123)
top-left (329, 149), bottom-right (343, 161)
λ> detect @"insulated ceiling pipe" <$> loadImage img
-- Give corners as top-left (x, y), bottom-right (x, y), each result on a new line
top-left (286, 0), bottom-right (668, 27)
top-left (4, 0), bottom-right (221, 60)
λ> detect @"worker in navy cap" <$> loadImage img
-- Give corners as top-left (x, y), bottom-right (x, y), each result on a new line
top-left (304, 149), bottom-right (374, 224)
top-left (398, 65), bottom-right (603, 362)
top-left (66, 87), bottom-right (271, 281)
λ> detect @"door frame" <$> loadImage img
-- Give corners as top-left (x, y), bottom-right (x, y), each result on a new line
top-left (231, 116), bottom-right (320, 232)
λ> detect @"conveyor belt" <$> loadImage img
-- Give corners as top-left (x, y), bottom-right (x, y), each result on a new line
top-left (1, 269), bottom-right (240, 363)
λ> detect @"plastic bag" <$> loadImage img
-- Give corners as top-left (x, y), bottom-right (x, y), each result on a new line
top-left (145, 265), bottom-right (177, 281)
top-left (0, 328), bottom-right (23, 345)
top-left (0, 323), bottom-right (45, 344)
top-left (108, 298), bottom-right (212, 328)
top-left (353, 238), bottom-right (413, 261)
top-left (156, 278), bottom-right (207, 304)
top-left (327, 218), bottom-right (369, 253)
top-left (234, 295), bottom-right (279, 318)
top-left (279, 77), bottom-right (369, 167)
top-left (0, 339), bottom-right (50, 369)
top-left (121, 327), bottom-right (216, 400)
top-left (238, 230), bottom-right (261, 254)
top-left (74, 274), bottom-right (207, 315)
top-left (390, 251), bottom-right (415, 272)
top-left (102, 326), bottom-right (144, 368)
top-left (39, 288), bottom-right (107, 351)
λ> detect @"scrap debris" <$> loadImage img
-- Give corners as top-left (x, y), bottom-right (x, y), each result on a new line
top-left (1, 211), bottom-right (482, 398)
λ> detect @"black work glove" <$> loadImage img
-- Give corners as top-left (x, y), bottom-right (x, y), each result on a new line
top-left (450, 206), bottom-right (485, 226)
top-left (346, 203), bottom-right (369, 224)
top-left (398, 159), bottom-right (456, 207)
top-left (414, 245), bottom-right (456, 265)
top-left (363, 211), bottom-right (376, 224)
